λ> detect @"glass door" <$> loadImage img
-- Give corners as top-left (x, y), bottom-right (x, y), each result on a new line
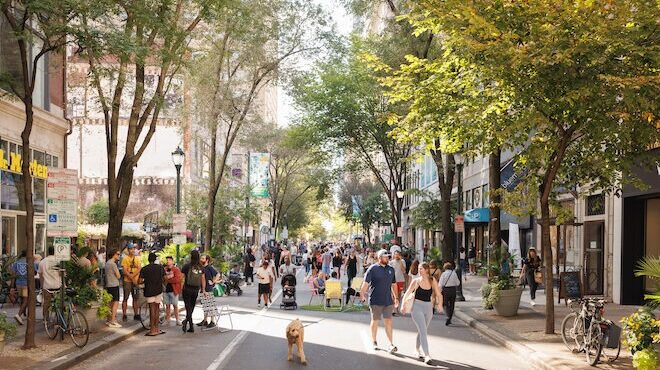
top-left (583, 221), bottom-right (604, 295)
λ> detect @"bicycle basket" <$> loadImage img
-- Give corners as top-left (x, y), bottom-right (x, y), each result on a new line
top-left (604, 322), bottom-right (622, 349)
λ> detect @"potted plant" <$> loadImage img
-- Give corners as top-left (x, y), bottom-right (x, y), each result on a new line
top-left (0, 312), bottom-right (18, 353)
top-left (481, 273), bottom-right (523, 317)
top-left (621, 307), bottom-right (660, 370)
top-left (64, 260), bottom-right (108, 332)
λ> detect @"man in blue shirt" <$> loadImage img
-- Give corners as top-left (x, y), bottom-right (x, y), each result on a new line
top-left (12, 251), bottom-right (28, 324)
top-left (360, 249), bottom-right (399, 353)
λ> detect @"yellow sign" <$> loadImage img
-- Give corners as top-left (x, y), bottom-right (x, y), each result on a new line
top-left (0, 149), bottom-right (48, 179)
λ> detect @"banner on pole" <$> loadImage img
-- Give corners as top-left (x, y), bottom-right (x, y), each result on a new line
top-left (351, 195), bottom-right (362, 218)
top-left (249, 153), bottom-right (270, 198)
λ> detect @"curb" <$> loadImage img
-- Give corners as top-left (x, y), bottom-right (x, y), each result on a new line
top-left (28, 323), bottom-right (145, 370)
top-left (454, 310), bottom-right (571, 370)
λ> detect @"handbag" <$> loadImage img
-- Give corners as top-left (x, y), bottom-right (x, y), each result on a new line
top-left (213, 283), bottom-right (225, 297)
top-left (534, 270), bottom-right (543, 284)
top-left (400, 280), bottom-right (418, 314)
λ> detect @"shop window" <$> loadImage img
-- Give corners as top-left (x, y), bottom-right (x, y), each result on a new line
top-left (0, 139), bottom-right (7, 161)
top-left (52, 155), bottom-right (58, 168)
top-left (33, 178), bottom-right (45, 213)
top-left (586, 194), bottom-right (605, 216)
top-left (482, 184), bottom-right (489, 207)
top-left (45, 154), bottom-right (52, 166)
top-left (1, 172), bottom-right (25, 210)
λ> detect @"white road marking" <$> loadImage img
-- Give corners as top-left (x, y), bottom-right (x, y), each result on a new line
top-left (206, 268), bottom-right (302, 370)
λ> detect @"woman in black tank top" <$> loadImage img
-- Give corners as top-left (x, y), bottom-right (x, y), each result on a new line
top-left (414, 286), bottom-right (432, 302)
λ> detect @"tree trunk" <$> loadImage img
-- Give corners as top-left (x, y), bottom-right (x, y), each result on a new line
top-left (432, 150), bottom-right (455, 262)
top-left (21, 105), bottom-right (36, 349)
top-left (204, 127), bottom-right (218, 251)
top-left (489, 149), bottom-right (502, 261)
top-left (106, 166), bottom-right (135, 252)
top-left (540, 195), bottom-right (554, 334)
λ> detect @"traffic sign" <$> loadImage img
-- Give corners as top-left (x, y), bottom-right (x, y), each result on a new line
top-left (454, 215), bottom-right (465, 233)
top-left (54, 237), bottom-right (71, 261)
top-left (173, 214), bottom-right (186, 234)
top-left (173, 234), bottom-right (186, 245)
top-left (47, 168), bottom-right (78, 237)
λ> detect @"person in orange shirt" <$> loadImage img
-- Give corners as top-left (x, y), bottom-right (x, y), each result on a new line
top-left (120, 243), bottom-right (142, 321)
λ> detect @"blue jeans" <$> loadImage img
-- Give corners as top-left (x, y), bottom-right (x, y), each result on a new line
top-left (322, 264), bottom-right (331, 275)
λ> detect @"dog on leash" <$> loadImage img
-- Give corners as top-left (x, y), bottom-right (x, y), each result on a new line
top-left (286, 319), bottom-right (307, 365)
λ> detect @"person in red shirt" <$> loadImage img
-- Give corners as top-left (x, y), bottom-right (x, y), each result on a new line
top-left (163, 256), bottom-right (183, 326)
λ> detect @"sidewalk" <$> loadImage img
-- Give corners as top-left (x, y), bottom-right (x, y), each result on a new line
top-left (456, 274), bottom-right (638, 370)
top-left (1, 297), bottom-right (182, 370)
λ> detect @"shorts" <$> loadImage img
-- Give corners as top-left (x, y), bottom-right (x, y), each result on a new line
top-left (370, 304), bottom-right (394, 320)
top-left (146, 293), bottom-right (163, 304)
top-left (258, 283), bottom-right (271, 295)
top-left (123, 281), bottom-right (135, 299)
top-left (17, 286), bottom-right (28, 297)
top-left (396, 282), bottom-right (405, 294)
top-left (106, 286), bottom-right (120, 302)
top-left (163, 292), bottom-right (178, 305)
top-left (468, 258), bottom-right (476, 264)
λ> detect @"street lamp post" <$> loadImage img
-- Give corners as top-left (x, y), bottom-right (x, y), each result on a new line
top-left (171, 146), bottom-right (184, 264)
top-left (455, 154), bottom-right (465, 301)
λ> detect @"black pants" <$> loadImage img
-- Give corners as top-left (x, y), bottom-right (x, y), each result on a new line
top-left (182, 286), bottom-right (199, 326)
top-left (347, 271), bottom-right (356, 288)
top-left (526, 270), bottom-right (538, 300)
top-left (245, 267), bottom-right (254, 283)
top-left (442, 286), bottom-right (457, 321)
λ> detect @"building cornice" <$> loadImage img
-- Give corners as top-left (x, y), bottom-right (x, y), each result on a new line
top-left (0, 96), bottom-right (69, 135)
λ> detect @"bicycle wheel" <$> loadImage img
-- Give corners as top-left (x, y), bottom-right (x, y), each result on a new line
top-left (44, 306), bottom-right (60, 340)
top-left (585, 324), bottom-right (603, 366)
top-left (601, 331), bottom-right (621, 363)
top-left (139, 301), bottom-right (151, 330)
top-left (561, 313), bottom-right (578, 351)
top-left (68, 311), bottom-right (89, 348)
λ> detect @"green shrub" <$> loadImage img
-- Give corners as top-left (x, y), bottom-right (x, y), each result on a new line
top-left (0, 312), bottom-right (18, 339)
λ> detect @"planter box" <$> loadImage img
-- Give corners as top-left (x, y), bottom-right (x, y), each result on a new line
top-left (81, 306), bottom-right (103, 334)
top-left (493, 287), bottom-right (523, 317)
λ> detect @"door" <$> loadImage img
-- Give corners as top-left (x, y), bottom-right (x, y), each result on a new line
top-left (583, 221), bottom-right (604, 295)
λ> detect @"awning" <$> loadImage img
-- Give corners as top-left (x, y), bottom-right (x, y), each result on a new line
top-left (464, 208), bottom-right (489, 223)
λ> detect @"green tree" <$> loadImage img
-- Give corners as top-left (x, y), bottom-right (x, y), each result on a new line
top-left (338, 177), bottom-right (389, 245)
top-left (292, 41), bottom-right (411, 242)
top-left (86, 199), bottom-right (109, 225)
top-left (399, 0), bottom-right (660, 333)
top-left (1, 0), bottom-right (83, 349)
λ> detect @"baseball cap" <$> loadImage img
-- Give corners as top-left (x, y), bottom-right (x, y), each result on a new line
top-left (127, 242), bottom-right (134, 249)
top-left (376, 249), bottom-right (391, 258)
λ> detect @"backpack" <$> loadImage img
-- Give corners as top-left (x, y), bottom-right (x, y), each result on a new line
top-left (186, 265), bottom-right (203, 288)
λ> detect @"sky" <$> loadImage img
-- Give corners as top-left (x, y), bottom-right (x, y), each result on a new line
top-left (277, 0), bottom-right (354, 126)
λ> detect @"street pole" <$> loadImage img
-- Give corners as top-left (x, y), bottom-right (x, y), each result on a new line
top-left (175, 164), bottom-right (181, 264)
top-left (456, 162), bottom-right (465, 301)
top-left (244, 152), bottom-right (250, 256)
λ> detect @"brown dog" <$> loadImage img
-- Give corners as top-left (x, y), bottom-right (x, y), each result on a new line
top-left (286, 319), bottom-right (307, 365)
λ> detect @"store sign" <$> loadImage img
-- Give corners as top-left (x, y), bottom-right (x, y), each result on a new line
top-left (172, 214), bottom-right (186, 234)
top-left (454, 215), bottom-right (465, 232)
top-left (47, 168), bottom-right (78, 237)
top-left (0, 150), bottom-right (48, 179)
top-left (173, 234), bottom-right (186, 245)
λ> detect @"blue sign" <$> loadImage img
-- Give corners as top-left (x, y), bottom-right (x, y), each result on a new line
top-left (464, 208), bottom-right (489, 223)
top-left (500, 158), bottom-right (527, 192)
top-left (48, 214), bottom-right (58, 223)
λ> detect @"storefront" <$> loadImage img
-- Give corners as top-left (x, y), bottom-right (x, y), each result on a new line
top-left (621, 148), bottom-right (660, 305)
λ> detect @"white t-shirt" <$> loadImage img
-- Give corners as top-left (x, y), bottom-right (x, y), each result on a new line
top-left (255, 266), bottom-right (274, 285)
top-left (389, 259), bottom-right (407, 283)
top-left (39, 256), bottom-right (62, 290)
top-left (439, 270), bottom-right (461, 288)
top-left (390, 245), bottom-right (402, 256)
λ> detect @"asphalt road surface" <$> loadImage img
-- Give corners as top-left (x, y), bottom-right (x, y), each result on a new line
top-left (72, 268), bottom-right (528, 370)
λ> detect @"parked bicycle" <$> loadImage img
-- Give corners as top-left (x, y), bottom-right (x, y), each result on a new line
top-left (44, 287), bottom-right (90, 348)
top-left (561, 297), bottom-right (621, 366)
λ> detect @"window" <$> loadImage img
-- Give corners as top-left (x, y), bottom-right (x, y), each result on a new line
top-left (33, 178), bottom-right (45, 213)
top-left (473, 187), bottom-right (482, 208)
top-left (586, 194), bottom-right (605, 216)
top-left (482, 184), bottom-right (489, 207)
top-left (1, 172), bottom-right (25, 211)
top-left (52, 155), bottom-right (58, 168)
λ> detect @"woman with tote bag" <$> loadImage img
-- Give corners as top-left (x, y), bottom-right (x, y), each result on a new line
top-left (401, 263), bottom-right (443, 364)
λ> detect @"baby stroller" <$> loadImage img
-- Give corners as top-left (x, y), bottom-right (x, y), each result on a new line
top-left (280, 273), bottom-right (297, 310)
top-left (224, 271), bottom-right (243, 296)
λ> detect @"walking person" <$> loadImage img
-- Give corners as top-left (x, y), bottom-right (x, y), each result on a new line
top-left (140, 252), bottom-right (166, 336)
top-left (163, 256), bottom-right (182, 326)
top-left (345, 249), bottom-right (358, 287)
top-left (256, 260), bottom-right (274, 308)
top-left (181, 250), bottom-right (206, 333)
top-left (521, 247), bottom-right (542, 306)
top-left (360, 249), bottom-right (399, 354)
top-left (389, 250), bottom-right (407, 314)
top-left (104, 249), bottom-right (122, 328)
top-left (439, 262), bottom-right (461, 326)
top-left (321, 248), bottom-right (332, 276)
top-left (332, 249), bottom-right (344, 280)
top-left (11, 251), bottom-right (28, 324)
top-left (401, 263), bottom-right (442, 364)
top-left (244, 248), bottom-right (256, 285)
top-left (302, 249), bottom-right (310, 275)
top-left (468, 243), bottom-right (477, 275)
top-left (121, 244), bottom-right (142, 321)
top-left (459, 247), bottom-right (468, 281)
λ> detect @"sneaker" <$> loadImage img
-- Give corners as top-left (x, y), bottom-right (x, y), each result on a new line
top-left (196, 321), bottom-right (207, 327)
top-left (373, 342), bottom-right (378, 351)
top-left (182, 321), bottom-right (187, 333)
top-left (424, 356), bottom-right (432, 365)
top-left (530, 300), bottom-right (536, 306)
top-left (416, 349), bottom-right (424, 359)
top-left (175, 321), bottom-right (182, 326)
top-left (206, 322), bottom-right (216, 329)
top-left (134, 315), bottom-right (142, 321)
top-left (388, 344), bottom-right (398, 354)
top-left (122, 315), bottom-right (128, 322)
top-left (187, 327), bottom-right (194, 333)
top-left (257, 303), bottom-right (262, 308)
top-left (111, 322), bottom-right (122, 328)
top-left (14, 314), bottom-right (24, 325)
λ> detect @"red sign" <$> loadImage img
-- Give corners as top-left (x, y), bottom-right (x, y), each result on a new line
top-left (454, 215), bottom-right (465, 233)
